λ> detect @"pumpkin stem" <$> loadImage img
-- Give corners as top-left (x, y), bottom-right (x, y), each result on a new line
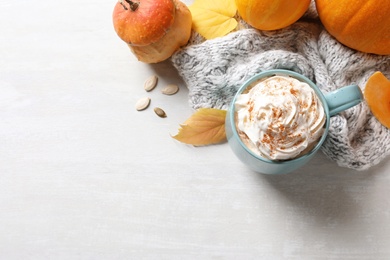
top-left (119, 1), bottom-right (128, 10)
top-left (123, 0), bottom-right (139, 11)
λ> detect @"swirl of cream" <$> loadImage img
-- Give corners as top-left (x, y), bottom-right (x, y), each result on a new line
top-left (235, 75), bottom-right (326, 160)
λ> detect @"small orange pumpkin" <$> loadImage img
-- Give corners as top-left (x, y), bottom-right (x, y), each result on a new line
top-left (113, 0), bottom-right (192, 63)
top-left (235, 0), bottom-right (311, 31)
top-left (315, 0), bottom-right (390, 55)
top-left (364, 71), bottom-right (390, 129)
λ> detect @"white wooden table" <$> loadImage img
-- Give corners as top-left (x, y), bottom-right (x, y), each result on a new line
top-left (1, 0), bottom-right (390, 258)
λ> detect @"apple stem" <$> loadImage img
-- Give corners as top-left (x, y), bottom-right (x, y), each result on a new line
top-left (120, 0), bottom-right (139, 11)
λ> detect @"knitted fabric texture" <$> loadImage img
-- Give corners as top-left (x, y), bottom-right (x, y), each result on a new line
top-left (170, 10), bottom-right (390, 171)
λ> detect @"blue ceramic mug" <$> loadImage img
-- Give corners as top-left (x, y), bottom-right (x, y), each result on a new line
top-left (225, 69), bottom-right (363, 174)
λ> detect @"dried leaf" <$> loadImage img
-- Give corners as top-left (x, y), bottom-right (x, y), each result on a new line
top-left (172, 108), bottom-right (227, 146)
top-left (189, 0), bottom-right (238, 40)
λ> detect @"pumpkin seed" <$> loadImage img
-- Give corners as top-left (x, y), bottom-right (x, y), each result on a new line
top-left (135, 97), bottom-right (151, 111)
top-left (154, 107), bottom-right (167, 118)
top-left (144, 75), bottom-right (158, 92)
top-left (161, 84), bottom-right (179, 95)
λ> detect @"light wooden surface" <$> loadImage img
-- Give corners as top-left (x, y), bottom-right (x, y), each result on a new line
top-left (1, 0), bottom-right (390, 259)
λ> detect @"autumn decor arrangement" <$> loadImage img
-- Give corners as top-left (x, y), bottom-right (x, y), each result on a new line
top-left (113, 0), bottom-right (390, 171)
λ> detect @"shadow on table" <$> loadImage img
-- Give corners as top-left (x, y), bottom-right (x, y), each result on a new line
top-left (149, 59), bottom-right (186, 86)
top-left (253, 152), bottom-right (389, 226)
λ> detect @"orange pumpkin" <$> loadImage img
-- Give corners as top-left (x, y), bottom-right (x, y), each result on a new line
top-left (235, 0), bottom-right (311, 31)
top-left (315, 0), bottom-right (390, 55)
top-left (113, 0), bottom-right (192, 63)
top-left (364, 71), bottom-right (390, 129)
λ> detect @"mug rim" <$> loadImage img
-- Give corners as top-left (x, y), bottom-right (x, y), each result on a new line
top-left (228, 69), bottom-right (330, 165)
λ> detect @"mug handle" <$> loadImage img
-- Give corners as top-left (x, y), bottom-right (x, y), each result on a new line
top-left (324, 85), bottom-right (363, 117)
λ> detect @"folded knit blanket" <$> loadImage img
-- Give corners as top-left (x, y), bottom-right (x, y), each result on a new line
top-left (170, 3), bottom-right (390, 171)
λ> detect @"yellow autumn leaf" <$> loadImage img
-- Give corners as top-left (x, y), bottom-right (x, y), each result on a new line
top-left (189, 0), bottom-right (238, 40)
top-left (172, 108), bottom-right (227, 146)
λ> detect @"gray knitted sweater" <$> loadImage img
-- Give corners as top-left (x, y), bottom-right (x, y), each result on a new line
top-left (170, 5), bottom-right (390, 171)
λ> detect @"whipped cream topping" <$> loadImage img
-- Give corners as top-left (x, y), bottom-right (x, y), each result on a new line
top-left (235, 75), bottom-right (326, 160)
